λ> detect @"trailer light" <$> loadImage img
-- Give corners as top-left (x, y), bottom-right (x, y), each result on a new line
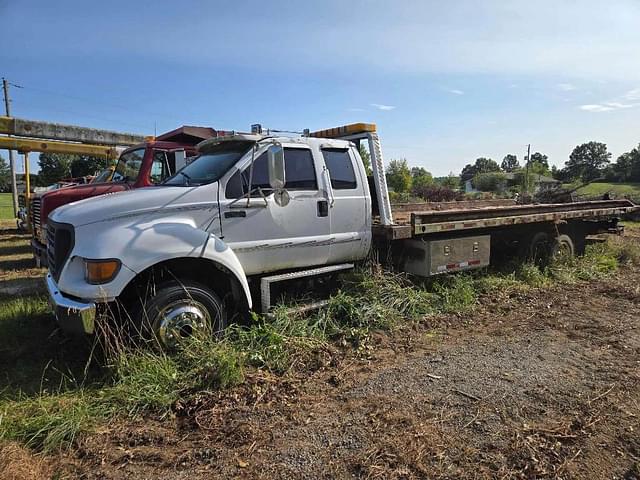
top-left (84, 259), bottom-right (121, 284)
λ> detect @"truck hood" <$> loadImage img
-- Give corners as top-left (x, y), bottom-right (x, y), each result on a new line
top-left (50, 185), bottom-right (214, 227)
top-left (39, 182), bottom-right (130, 222)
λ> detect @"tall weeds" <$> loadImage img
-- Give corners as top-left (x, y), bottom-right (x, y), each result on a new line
top-left (2, 237), bottom-right (636, 452)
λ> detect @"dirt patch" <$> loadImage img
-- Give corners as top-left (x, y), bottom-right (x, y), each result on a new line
top-left (42, 265), bottom-right (640, 479)
top-left (0, 228), bottom-right (45, 296)
top-left (0, 442), bottom-right (55, 480)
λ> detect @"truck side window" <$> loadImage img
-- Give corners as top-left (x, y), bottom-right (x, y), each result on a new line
top-left (322, 148), bottom-right (357, 189)
top-left (225, 152), bottom-right (270, 198)
top-left (284, 148), bottom-right (317, 190)
top-left (150, 151), bottom-right (175, 184)
top-left (225, 148), bottom-right (317, 198)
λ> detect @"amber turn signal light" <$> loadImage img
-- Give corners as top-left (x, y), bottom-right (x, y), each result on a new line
top-left (84, 259), bottom-right (121, 285)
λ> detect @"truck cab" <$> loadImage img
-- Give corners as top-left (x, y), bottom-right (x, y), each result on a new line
top-left (30, 126), bottom-right (218, 266)
top-left (45, 127), bottom-right (373, 347)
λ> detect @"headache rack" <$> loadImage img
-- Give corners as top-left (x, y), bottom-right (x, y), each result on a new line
top-left (309, 122), bottom-right (394, 227)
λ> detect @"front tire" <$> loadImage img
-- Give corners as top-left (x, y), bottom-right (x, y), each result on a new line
top-left (134, 280), bottom-right (227, 349)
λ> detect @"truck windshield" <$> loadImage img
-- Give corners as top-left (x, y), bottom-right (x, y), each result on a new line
top-left (112, 148), bottom-right (145, 183)
top-left (92, 167), bottom-right (114, 184)
top-left (163, 140), bottom-right (254, 186)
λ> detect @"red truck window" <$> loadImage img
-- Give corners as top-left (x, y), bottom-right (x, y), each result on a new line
top-left (112, 148), bottom-right (145, 183)
top-left (150, 151), bottom-right (176, 184)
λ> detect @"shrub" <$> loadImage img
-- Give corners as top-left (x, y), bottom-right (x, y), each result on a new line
top-left (414, 185), bottom-right (464, 202)
top-left (473, 172), bottom-right (508, 192)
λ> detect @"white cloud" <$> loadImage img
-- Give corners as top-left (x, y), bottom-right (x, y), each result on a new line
top-left (579, 86), bottom-right (640, 112)
top-left (445, 88), bottom-right (465, 95)
top-left (557, 83), bottom-right (576, 91)
top-left (580, 104), bottom-right (615, 112)
top-left (580, 101), bottom-right (637, 112)
top-left (371, 103), bottom-right (396, 111)
top-left (623, 88), bottom-right (640, 100)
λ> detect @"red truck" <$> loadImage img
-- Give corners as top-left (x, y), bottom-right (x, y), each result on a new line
top-left (30, 126), bottom-right (218, 266)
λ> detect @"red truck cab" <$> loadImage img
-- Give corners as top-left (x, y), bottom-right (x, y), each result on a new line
top-left (30, 126), bottom-right (218, 266)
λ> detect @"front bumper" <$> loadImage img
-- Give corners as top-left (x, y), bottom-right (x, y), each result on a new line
top-left (46, 274), bottom-right (96, 334)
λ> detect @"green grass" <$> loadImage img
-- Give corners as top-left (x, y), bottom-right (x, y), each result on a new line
top-left (563, 182), bottom-right (640, 198)
top-left (2, 237), bottom-right (639, 453)
top-left (0, 193), bottom-right (14, 220)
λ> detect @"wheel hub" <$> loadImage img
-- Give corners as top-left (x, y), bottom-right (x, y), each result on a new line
top-left (157, 302), bottom-right (210, 349)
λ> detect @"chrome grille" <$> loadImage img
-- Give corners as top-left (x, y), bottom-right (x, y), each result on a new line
top-left (47, 221), bottom-right (74, 282)
top-left (47, 224), bottom-right (56, 276)
top-left (31, 197), bottom-right (42, 233)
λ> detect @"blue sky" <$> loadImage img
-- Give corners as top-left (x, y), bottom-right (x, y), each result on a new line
top-left (2, 0), bottom-right (640, 176)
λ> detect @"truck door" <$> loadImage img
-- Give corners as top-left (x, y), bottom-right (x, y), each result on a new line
top-left (218, 146), bottom-right (331, 275)
top-left (320, 146), bottom-right (371, 263)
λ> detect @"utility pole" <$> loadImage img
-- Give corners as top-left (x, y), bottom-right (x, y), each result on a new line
top-left (2, 78), bottom-right (19, 217)
top-left (525, 143), bottom-right (531, 194)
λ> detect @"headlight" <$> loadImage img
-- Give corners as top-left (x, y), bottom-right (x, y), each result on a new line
top-left (84, 259), bottom-right (121, 284)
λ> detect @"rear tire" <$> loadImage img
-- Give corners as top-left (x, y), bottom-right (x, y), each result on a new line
top-left (134, 280), bottom-right (227, 350)
top-left (551, 234), bottom-right (575, 261)
top-left (521, 231), bottom-right (552, 265)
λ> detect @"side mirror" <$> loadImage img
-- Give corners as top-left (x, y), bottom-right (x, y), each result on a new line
top-left (267, 143), bottom-right (285, 190)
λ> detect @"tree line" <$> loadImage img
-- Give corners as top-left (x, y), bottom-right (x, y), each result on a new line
top-left (0, 153), bottom-right (110, 192)
top-left (384, 140), bottom-right (640, 200)
top-left (460, 140), bottom-right (640, 186)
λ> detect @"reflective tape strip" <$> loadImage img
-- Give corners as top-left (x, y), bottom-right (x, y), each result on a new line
top-left (437, 259), bottom-right (482, 272)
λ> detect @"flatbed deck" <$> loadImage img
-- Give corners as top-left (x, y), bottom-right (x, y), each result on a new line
top-left (373, 200), bottom-right (639, 240)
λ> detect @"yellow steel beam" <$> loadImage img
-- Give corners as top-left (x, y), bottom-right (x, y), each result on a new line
top-left (0, 116), bottom-right (12, 133)
top-left (0, 136), bottom-right (118, 158)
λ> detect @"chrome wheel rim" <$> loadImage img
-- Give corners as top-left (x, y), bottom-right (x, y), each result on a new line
top-left (156, 301), bottom-right (211, 349)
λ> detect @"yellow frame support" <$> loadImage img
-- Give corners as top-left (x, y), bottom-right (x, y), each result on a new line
top-left (23, 151), bottom-right (30, 230)
top-left (0, 136), bottom-right (119, 158)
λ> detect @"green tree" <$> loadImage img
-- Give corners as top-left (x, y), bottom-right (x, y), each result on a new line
top-left (386, 158), bottom-right (412, 193)
top-left (524, 152), bottom-right (551, 176)
top-left (38, 153), bottom-right (74, 186)
top-left (501, 154), bottom-right (519, 172)
top-left (565, 142), bottom-right (611, 182)
top-left (439, 173), bottom-right (460, 189)
top-left (410, 166), bottom-right (433, 189)
top-left (0, 155), bottom-right (10, 193)
top-left (610, 145), bottom-right (640, 182)
top-left (526, 152), bottom-right (549, 168)
top-left (358, 145), bottom-right (373, 176)
top-left (70, 155), bottom-right (109, 178)
top-left (460, 157), bottom-right (500, 183)
top-left (475, 157), bottom-right (500, 173)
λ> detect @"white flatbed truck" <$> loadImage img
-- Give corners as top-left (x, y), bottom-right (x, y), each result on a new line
top-left (45, 123), bottom-right (638, 348)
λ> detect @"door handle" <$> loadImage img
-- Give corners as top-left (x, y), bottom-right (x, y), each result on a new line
top-left (224, 210), bottom-right (246, 218)
top-left (317, 200), bottom-right (329, 217)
